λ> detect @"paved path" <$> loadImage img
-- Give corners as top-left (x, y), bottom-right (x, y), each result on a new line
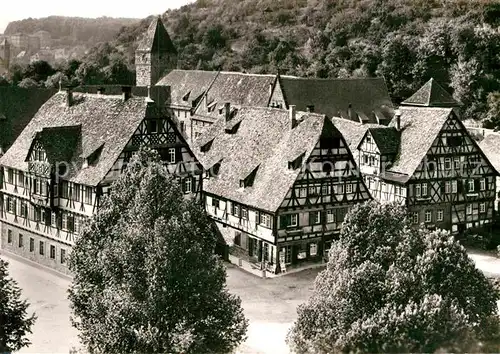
top-left (2, 250), bottom-right (499, 354)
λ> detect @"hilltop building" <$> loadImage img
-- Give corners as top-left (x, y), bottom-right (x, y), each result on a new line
top-left (0, 86), bottom-right (202, 273)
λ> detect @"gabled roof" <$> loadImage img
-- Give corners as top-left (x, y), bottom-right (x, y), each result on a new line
top-left (194, 72), bottom-right (275, 120)
top-left (386, 106), bottom-right (453, 179)
top-left (156, 70), bottom-right (218, 109)
top-left (0, 87), bottom-right (57, 152)
top-left (136, 16), bottom-right (177, 54)
top-left (0, 91), bottom-right (151, 186)
top-left (279, 76), bottom-right (394, 123)
top-left (365, 127), bottom-right (400, 155)
top-left (402, 78), bottom-right (460, 107)
top-left (330, 117), bottom-right (376, 161)
top-left (193, 107), bottom-right (333, 212)
top-left (29, 125), bottom-right (81, 164)
top-left (479, 133), bottom-right (500, 174)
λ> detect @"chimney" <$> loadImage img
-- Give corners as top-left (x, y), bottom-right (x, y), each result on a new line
top-left (122, 86), bottom-right (132, 101)
top-left (307, 105), bottom-right (314, 113)
top-left (97, 87), bottom-right (105, 95)
top-left (289, 105), bottom-right (297, 129)
top-left (395, 109), bottom-right (401, 131)
top-left (224, 102), bottom-right (231, 121)
top-left (66, 88), bottom-right (73, 107)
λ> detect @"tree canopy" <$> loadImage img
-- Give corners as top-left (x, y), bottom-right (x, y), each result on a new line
top-left (0, 259), bottom-right (36, 352)
top-left (287, 201), bottom-right (500, 353)
top-left (68, 148), bottom-right (248, 354)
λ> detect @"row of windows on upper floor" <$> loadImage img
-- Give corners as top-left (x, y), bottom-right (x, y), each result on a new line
top-left (210, 197), bottom-right (273, 229)
top-left (410, 202), bottom-right (490, 225)
top-left (279, 208), bottom-right (349, 228)
top-left (293, 183), bottom-right (358, 198)
top-left (360, 154), bottom-right (483, 171)
top-left (411, 178), bottom-right (490, 198)
top-left (4, 195), bottom-right (85, 234)
top-left (6, 230), bottom-right (67, 264)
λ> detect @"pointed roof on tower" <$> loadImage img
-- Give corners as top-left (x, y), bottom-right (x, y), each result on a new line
top-left (402, 78), bottom-right (460, 107)
top-left (136, 16), bottom-right (177, 54)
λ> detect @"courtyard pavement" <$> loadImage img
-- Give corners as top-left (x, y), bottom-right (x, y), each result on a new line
top-left (1, 250), bottom-right (499, 354)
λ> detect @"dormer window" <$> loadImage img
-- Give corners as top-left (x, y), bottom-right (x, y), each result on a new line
top-left (201, 139), bottom-right (214, 153)
top-left (182, 91), bottom-right (191, 101)
top-left (148, 120), bottom-right (159, 134)
top-left (225, 122), bottom-right (241, 135)
top-left (288, 152), bottom-right (305, 170)
top-left (207, 101), bottom-right (217, 113)
top-left (240, 165), bottom-right (259, 188)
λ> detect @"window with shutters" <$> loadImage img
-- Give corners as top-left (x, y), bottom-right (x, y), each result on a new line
top-left (7, 168), bottom-right (13, 184)
top-left (85, 187), bottom-right (92, 204)
top-left (424, 210), bottom-right (432, 223)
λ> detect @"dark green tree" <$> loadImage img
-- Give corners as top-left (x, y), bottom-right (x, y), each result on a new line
top-left (68, 148), bottom-right (248, 354)
top-left (0, 259), bottom-right (36, 352)
top-left (287, 201), bottom-right (500, 353)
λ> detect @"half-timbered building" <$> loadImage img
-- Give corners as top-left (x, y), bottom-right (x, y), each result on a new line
top-left (0, 86), bottom-right (202, 273)
top-left (349, 79), bottom-right (498, 233)
top-left (194, 104), bottom-right (371, 273)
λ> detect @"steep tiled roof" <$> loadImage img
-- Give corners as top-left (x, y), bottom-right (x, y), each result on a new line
top-left (280, 76), bottom-right (394, 123)
top-left (0, 87), bottom-right (57, 153)
top-left (156, 70), bottom-right (218, 109)
top-left (479, 133), bottom-right (500, 174)
top-left (402, 78), bottom-right (460, 107)
top-left (0, 91), bottom-right (150, 186)
top-left (368, 127), bottom-right (400, 155)
top-left (32, 125), bottom-right (81, 164)
top-left (194, 72), bottom-right (275, 120)
top-left (330, 117), bottom-right (376, 161)
top-left (194, 107), bottom-right (335, 212)
top-left (137, 16), bottom-right (177, 54)
top-left (386, 107), bottom-right (453, 178)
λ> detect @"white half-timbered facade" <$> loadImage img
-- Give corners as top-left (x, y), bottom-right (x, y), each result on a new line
top-left (195, 105), bottom-right (371, 274)
top-left (0, 87), bottom-right (202, 274)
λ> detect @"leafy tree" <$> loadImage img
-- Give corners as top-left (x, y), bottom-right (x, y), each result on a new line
top-left (0, 259), bottom-right (36, 352)
top-left (17, 78), bottom-right (40, 88)
top-left (287, 201), bottom-right (500, 353)
top-left (23, 60), bottom-right (56, 83)
top-left (44, 72), bottom-right (70, 89)
top-left (484, 92), bottom-right (500, 129)
top-left (68, 148), bottom-right (248, 354)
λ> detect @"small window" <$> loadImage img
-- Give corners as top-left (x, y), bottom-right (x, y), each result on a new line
top-left (39, 241), bottom-right (44, 256)
top-left (168, 148), bottom-right (176, 163)
top-left (18, 171), bottom-right (24, 187)
top-left (321, 185), bottom-right (330, 195)
top-left (85, 187), bottom-right (92, 204)
top-left (7, 168), bottom-right (13, 184)
top-left (18, 234), bottom-right (23, 248)
top-left (260, 213), bottom-right (271, 228)
top-left (309, 243), bottom-right (318, 256)
top-left (480, 178), bottom-right (486, 191)
top-left (29, 238), bottom-right (34, 252)
top-left (422, 183), bottom-right (428, 197)
top-left (415, 184), bottom-right (421, 197)
top-left (466, 204), bottom-right (473, 215)
top-left (311, 211), bottom-right (321, 225)
top-left (212, 198), bottom-right (220, 209)
top-left (412, 212), bottom-right (419, 224)
top-left (480, 203), bottom-right (486, 213)
top-left (183, 178), bottom-right (192, 193)
top-left (326, 210), bottom-right (335, 223)
top-left (451, 181), bottom-right (457, 193)
top-left (241, 208), bottom-right (248, 220)
top-left (148, 120), bottom-right (158, 134)
top-left (346, 184), bottom-right (353, 194)
top-left (468, 180), bottom-right (475, 192)
top-left (425, 210), bottom-right (432, 223)
top-left (51, 212), bottom-right (57, 227)
top-left (61, 249), bottom-right (66, 264)
top-left (444, 158), bottom-right (451, 170)
top-left (437, 210), bottom-right (444, 222)
top-left (50, 245), bottom-right (56, 259)
top-left (7, 230), bottom-right (12, 243)
top-left (445, 181), bottom-right (451, 194)
top-left (290, 214), bottom-right (298, 227)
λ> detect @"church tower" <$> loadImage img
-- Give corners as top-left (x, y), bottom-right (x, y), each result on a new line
top-left (0, 38), bottom-right (11, 70)
top-left (135, 16), bottom-right (178, 87)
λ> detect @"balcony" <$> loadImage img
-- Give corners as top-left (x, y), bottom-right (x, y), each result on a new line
top-left (28, 161), bottom-right (52, 178)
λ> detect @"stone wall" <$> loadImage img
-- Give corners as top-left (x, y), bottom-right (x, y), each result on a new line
top-left (1, 222), bottom-right (71, 275)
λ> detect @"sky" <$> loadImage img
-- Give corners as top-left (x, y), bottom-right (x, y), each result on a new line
top-left (0, 0), bottom-right (195, 33)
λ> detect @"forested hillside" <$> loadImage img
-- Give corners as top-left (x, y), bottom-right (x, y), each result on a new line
top-left (4, 16), bottom-right (140, 47)
top-left (5, 0), bottom-right (500, 127)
